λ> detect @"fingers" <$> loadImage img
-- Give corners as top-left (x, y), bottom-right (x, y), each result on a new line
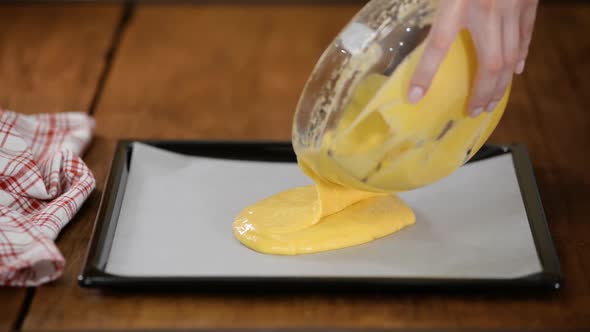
top-left (488, 69), bottom-right (512, 112)
top-left (501, 2), bottom-right (520, 69)
top-left (516, 0), bottom-right (539, 74)
top-left (466, 1), bottom-right (503, 117)
top-left (407, 0), bottom-right (464, 104)
top-left (406, 0), bottom-right (538, 116)
top-left (488, 4), bottom-right (520, 110)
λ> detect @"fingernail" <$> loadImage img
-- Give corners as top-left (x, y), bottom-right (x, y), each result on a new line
top-left (515, 60), bottom-right (525, 74)
top-left (471, 107), bottom-right (484, 118)
top-left (486, 101), bottom-right (498, 113)
top-left (408, 86), bottom-right (424, 104)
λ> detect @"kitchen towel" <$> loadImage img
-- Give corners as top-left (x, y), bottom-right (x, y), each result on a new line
top-left (0, 110), bottom-right (95, 286)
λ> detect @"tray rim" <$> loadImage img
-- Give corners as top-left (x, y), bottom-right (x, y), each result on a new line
top-left (78, 140), bottom-right (562, 291)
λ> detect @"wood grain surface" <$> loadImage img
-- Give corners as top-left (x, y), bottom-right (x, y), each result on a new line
top-left (0, 289), bottom-right (26, 332)
top-left (20, 2), bottom-right (590, 331)
top-left (0, 3), bottom-right (122, 115)
top-left (92, 3), bottom-right (357, 140)
top-left (0, 3), bottom-right (122, 331)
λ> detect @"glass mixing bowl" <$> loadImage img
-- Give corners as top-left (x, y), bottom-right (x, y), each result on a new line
top-left (292, 0), bottom-right (510, 193)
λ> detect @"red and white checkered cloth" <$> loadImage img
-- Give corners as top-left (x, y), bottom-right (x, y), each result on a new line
top-left (0, 110), bottom-right (95, 286)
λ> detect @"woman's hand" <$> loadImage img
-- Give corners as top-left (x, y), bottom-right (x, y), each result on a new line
top-left (407, 0), bottom-right (539, 117)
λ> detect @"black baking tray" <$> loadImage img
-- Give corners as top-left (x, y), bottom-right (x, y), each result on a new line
top-left (79, 140), bottom-right (562, 291)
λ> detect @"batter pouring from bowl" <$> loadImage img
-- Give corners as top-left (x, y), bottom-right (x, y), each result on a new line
top-left (233, 0), bottom-right (539, 255)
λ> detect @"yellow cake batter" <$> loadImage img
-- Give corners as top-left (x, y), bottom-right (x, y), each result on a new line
top-left (298, 29), bottom-right (510, 193)
top-left (233, 163), bottom-right (415, 255)
top-left (233, 29), bottom-right (509, 255)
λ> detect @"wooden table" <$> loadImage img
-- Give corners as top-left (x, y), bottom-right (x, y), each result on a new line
top-left (1, 1), bottom-right (589, 331)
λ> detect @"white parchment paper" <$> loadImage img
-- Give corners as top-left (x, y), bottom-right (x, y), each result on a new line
top-left (105, 142), bottom-right (542, 279)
